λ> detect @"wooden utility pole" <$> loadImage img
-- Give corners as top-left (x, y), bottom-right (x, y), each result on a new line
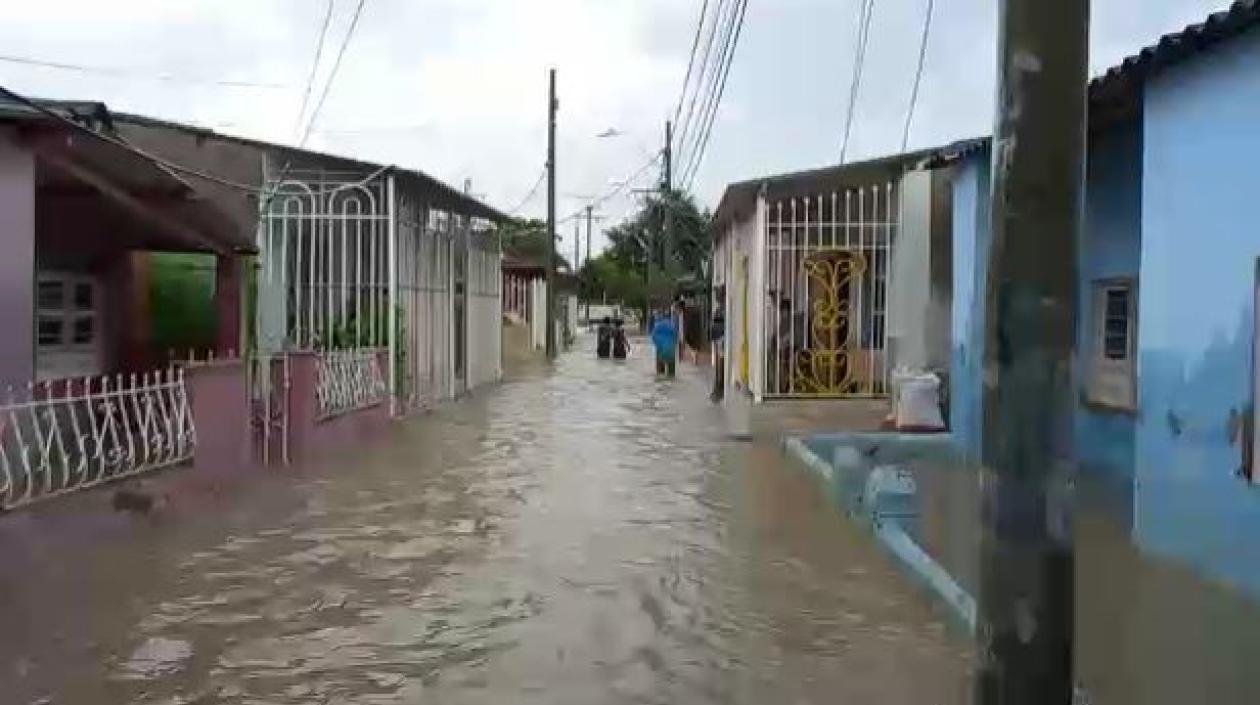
top-left (585, 205), bottom-right (597, 323)
top-left (585, 205), bottom-right (594, 268)
top-left (977, 1), bottom-right (1087, 703)
top-left (660, 120), bottom-right (673, 315)
top-left (545, 68), bottom-right (558, 360)
top-left (663, 120), bottom-right (673, 191)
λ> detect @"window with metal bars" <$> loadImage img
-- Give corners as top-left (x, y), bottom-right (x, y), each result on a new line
top-left (1088, 279), bottom-right (1136, 410)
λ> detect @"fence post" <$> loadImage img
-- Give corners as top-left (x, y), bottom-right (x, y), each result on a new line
top-left (387, 173), bottom-right (399, 417)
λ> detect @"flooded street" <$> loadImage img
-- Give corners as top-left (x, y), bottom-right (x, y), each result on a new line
top-left (1, 342), bottom-right (971, 705)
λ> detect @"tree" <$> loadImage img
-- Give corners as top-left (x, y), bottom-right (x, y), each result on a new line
top-left (577, 188), bottom-right (712, 319)
top-left (498, 217), bottom-right (570, 271)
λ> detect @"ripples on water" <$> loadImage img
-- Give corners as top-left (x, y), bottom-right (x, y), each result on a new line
top-left (1, 344), bottom-right (971, 705)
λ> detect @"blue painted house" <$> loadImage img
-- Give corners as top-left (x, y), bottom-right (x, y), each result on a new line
top-left (949, 1), bottom-right (1260, 598)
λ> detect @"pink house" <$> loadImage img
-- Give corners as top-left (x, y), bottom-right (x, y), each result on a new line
top-left (0, 99), bottom-right (249, 388)
top-left (0, 93), bottom-right (505, 510)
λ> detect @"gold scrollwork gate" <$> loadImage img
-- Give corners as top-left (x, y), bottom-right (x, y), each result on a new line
top-left (793, 251), bottom-right (866, 394)
top-left (764, 184), bottom-right (894, 398)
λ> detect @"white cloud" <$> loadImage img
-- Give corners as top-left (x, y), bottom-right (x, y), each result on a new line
top-left (0, 0), bottom-right (1238, 255)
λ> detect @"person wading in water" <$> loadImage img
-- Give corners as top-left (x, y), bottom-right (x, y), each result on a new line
top-left (651, 308), bottom-right (679, 378)
top-left (611, 318), bottom-right (630, 360)
top-left (596, 316), bottom-right (613, 359)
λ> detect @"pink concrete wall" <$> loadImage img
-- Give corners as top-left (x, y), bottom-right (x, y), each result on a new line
top-left (286, 351), bottom-right (391, 463)
top-left (214, 254), bottom-right (242, 356)
top-left (184, 360), bottom-right (251, 478)
top-left (0, 133), bottom-right (34, 388)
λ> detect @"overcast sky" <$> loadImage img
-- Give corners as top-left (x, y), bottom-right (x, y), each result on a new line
top-left (0, 0), bottom-right (1232, 255)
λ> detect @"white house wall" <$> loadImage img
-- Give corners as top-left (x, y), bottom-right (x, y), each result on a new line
top-left (718, 194), bottom-right (766, 401)
top-left (467, 242), bottom-right (502, 389)
top-left (529, 279), bottom-right (548, 350)
top-left (888, 168), bottom-right (933, 372)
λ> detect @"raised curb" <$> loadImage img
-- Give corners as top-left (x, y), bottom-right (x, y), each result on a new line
top-left (783, 434), bottom-right (977, 636)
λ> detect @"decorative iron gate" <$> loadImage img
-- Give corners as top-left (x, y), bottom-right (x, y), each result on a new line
top-left (249, 353), bottom-right (289, 466)
top-left (764, 183), bottom-right (896, 398)
top-left (0, 371), bottom-right (195, 509)
top-left (397, 193), bottom-right (453, 410)
top-left (258, 167), bottom-right (392, 352)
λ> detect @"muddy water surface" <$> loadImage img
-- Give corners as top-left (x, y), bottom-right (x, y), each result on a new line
top-left (1, 344), bottom-right (971, 704)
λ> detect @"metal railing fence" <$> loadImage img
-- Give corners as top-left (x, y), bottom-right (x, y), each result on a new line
top-left (315, 349), bottom-right (387, 419)
top-left (0, 370), bottom-right (195, 510)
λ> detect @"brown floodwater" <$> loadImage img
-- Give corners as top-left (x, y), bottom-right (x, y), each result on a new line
top-left (0, 342), bottom-right (972, 704)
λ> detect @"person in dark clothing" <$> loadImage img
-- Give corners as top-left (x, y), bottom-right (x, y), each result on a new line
top-left (710, 307), bottom-right (726, 402)
top-left (612, 318), bottom-right (630, 360)
top-left (596, 316), bottom-right (613, 358)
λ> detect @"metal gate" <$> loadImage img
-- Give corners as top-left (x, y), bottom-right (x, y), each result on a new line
top-left (249, 353), bottom-right (290, 466)
top-left (396, 193), bottom-right (454, 410)
top-left (763, 182), bottom-right (895, 398)
top-left (258, 167), bottom-right (392, 352)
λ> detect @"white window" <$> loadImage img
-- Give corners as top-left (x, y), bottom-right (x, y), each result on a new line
top-left (1087, 279), bottom-right (1136, 410)
top-left (35, 272), bottom-right (101, 381)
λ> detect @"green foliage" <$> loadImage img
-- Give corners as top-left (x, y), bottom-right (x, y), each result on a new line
top-left (579, 188), bottom-right (712, 311)
top-left (150, 253), bottom-right (216, 355)
top-left (498, 217), bottom-right (570, 271)
top-left (325, 304), bottom-right (409, 399)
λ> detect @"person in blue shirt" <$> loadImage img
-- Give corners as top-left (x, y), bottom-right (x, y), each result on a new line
top-left (650, 309), bottom-right (679, 378)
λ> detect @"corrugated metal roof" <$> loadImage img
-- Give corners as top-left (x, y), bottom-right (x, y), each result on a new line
top-left (0, 96), bottom-right (249, 253)
top-left (0, 96), bottom-right (506, 223)
top-left (1091, 0), bottom-right (1260, 94)
top-left (714, 2), bottom-right (1260, 230)
top-left (712, 137), bottom-right (986, 229)
top-left (110, 111), bottom-right (508, 223)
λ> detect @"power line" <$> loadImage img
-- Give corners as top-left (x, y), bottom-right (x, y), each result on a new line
top-left (0, 53), bottom-right (287, 89)
top-left (292, 0), bottom-right (337, 140)
top-left (681, 0), bottom-right (750, 189)
top-left (675, 0), bottom-right (727, 160)
top-left (560, 151), bottom-right (662, 224)
top-left (682, 0), bottom-right (749, 188)
top-left (298, 0), bottom-right (369, 148)
top-left (901, 0), bottom-right (934, 151)
top-left (672, 0), bottom-right (711, 129)
top-left (678, 0), bottom-right (743, 179)
top-left (676, 4), bottom-right (731, 173)
top-left (311, 124), bottom-right (430, 136)
top-left (840, 0), bottom-right (876, 162)
top-left (0, 83), bottom-right (390, 199)
top-left (506, 165), bottom-right (547, 215)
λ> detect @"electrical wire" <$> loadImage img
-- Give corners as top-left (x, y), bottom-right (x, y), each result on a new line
top-left (560, 151), bottom-right (663, 224)
top-left (901, 0), bottom-right (934, 152)
top-left (0, 83), bottom-right (390, 199)
top-left (0, 53), bottom-right (287, 89)
top-left (293, 0), bottom-right (337, 140)
top-left (506, 165), bottom-right (547, 215)
top-left (674, 0), bottom-right (727, 159)
top-left (672, 0), bottom-right (711, 130)
top-left (681, 0), bottom-right (740, 171)
top-left (681, 0), bottom-right (750, 189)
top-left (678, 0), bottom-right (743, 180)
top-left (298, 0), bottom-right (369, 147)
top-left (840, 0), bottom-right (876, 162)
top-left (679, 0), bottom-right (735, 166)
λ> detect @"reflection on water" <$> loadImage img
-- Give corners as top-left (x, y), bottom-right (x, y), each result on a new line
top-left (812, 435), bottom-right (1260, 705)
top-left (0, 343), bottom-right (970, 704)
